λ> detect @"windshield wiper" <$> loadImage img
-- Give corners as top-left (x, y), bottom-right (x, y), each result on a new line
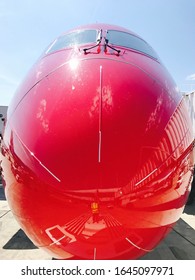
top-left (104, 38), bottom-right (121, 56)
top-left (83, 29), bottom-right (102, 54)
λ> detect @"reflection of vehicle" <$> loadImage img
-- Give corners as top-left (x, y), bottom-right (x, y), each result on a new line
top-left (0, 23), bottom-right (194, 259)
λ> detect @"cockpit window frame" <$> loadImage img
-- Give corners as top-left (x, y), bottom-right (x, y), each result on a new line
top-left (45, 29), bottom-right (98, 54)
top-left (106, 30), bottom-right (159, 60)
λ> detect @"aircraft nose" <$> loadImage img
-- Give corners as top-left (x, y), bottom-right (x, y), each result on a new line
top-left (8, 58), bottom-right (174, 190)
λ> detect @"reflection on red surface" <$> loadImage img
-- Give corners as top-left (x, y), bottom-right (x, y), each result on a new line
top-left (0, 24), bottom-right (194, 259)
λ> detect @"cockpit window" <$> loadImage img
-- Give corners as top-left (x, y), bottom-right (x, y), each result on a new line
top-left (106, 30), bottom-right (158, 59)
top-left (46, 29), bottom-right (97, 54)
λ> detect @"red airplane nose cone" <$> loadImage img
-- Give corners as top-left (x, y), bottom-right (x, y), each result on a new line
top-left (1, 23), bottom-right (194, 260)
top-left (9, 59), bottom-right (171, 190)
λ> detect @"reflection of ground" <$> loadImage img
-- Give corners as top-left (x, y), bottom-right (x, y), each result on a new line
top-left (0, 184), bottom-right (195, 259)
top-left (45, 212), bottom-right (125, 245)
top-left (45, 213), bottom-right (139, 259)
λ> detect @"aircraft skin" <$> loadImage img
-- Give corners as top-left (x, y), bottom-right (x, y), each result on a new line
top-left (0, 23), bottom-right (194, 259)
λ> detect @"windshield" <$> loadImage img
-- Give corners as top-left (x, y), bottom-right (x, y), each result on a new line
top-left (46, 29), bottom-right (97, 54)
top-left (106, 30), bottom-right (158, 59)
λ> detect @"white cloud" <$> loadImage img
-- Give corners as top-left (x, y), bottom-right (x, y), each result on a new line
top-left (186, 73), bottom-right (195, 81)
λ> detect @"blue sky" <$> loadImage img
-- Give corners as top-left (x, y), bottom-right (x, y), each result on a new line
top-left (0, 0), bottom-right (195, 106)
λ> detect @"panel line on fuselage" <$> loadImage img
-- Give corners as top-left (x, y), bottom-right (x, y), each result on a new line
top-left (98, 65), bottom-right (103, 163)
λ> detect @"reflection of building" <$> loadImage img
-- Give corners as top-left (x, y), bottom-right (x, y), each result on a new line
top-left (117, 98), bottom-right (194, 205)
top-left (0, 106), bottom-right (8, 138)
top-left (62, 98), bottom-right (194, 207)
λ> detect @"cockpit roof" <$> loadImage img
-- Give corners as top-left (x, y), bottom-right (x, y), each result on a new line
top-left (45, 23), bottom-right (158, 60)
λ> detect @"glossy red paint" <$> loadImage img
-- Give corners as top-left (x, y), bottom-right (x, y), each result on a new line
top-left (0, 24), bottom-right (194, 259)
